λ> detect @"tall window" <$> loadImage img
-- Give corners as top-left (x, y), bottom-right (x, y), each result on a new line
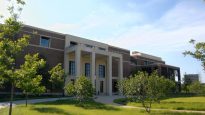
top-left (69, 61), bottom-right (75, 75)
top-left (40, 36), bottom-right (50, 47)
top-left (99, 65), bottom-right (105, 78)
top-left (144, 61), bottom-right (148, 65)
top-left (85, 63), bottom-right (90, 77)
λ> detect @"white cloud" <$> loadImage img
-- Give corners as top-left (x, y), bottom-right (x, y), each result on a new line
top-left (105, 0), bottom-right (205, 53)
top-left (48, 3), bottom-right (145, 39)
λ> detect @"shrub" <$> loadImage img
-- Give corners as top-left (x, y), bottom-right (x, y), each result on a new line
top-left (64, 76), bottom-right (93, 101)
top-left (75, 76), bottom-right (93, 101)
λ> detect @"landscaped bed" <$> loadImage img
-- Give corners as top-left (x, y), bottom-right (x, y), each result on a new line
top-left (114, 96), bottom-right (205, 111)
top-left (0, 99), bottom-right (204, 115)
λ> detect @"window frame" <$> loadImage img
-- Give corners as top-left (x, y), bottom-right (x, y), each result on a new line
top-left (99, 65), bottom-right (105, 78)
top-left (69, 61), bottom-right (75, 76)
top-left (40, 36), bottom-right (51, 48)
top-left (85, 63), bottom-right (91, 77)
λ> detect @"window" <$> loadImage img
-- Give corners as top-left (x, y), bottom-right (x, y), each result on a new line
top-left (40, 36), bottom-right (50, 47)
top-left (85, 63), bottom-right (90, 77)
top-left (148, 61), bottom-right (154, 65)
top-left (144, 61), bottom-right (148, 65)
top-left (85, 44), bottom-right (93, 48)
top-left (98, 47), bottom-right (106, 51)
top-left (70, 41), bottom-right (77, 47)
top-left (69, 61), bottom-right (75, 75)
top-left (99, 65), bottom-right (105, 78)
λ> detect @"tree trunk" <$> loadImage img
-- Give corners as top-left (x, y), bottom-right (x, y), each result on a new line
top-left (25, 93), bottom-right (28, 107)
top-left (142, 100), bottom-right (151, 113)
top-left (9, 83), bottom-right (14, 115)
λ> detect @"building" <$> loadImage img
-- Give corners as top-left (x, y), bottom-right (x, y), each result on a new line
top-left (131, 51), bottom-right (180, 81)
top-left (1, 25), bottom-right (181, 95)
top-left (131, 51), bottom-right (181, 91)
top-left (184, 74), bottom-right (199, 84)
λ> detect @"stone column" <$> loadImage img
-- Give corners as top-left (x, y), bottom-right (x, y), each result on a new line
top-left (64, 52), bottom-right (69, 95)
top-left (75, 45), bottom-right (81, 77)
top-left (91, 52), bottom-right (96, 88)
top-left (108, 55), bottom-right (112, 96)
top-left (119, 56), bottom-right (123, 80)
top-left (64, 52), bottom-right (69, 83)
top-left (118, 56), bottom-right (123, 95)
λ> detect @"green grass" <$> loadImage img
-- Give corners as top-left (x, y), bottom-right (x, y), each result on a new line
top-left (1, 99), bottom-right (203, 115)
top-left (114, 96), bottom-right (205, 111)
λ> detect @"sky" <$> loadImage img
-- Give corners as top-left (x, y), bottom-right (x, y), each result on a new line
top-left (0, 0), bottom-right (205, 82)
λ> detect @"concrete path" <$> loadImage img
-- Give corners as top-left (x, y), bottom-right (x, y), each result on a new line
top-left (94, 95), bottom-right (125, 106)
top-left (95, 96), bottom-right (205, 114)
top-left (0, 97), bottom-right (70, 109)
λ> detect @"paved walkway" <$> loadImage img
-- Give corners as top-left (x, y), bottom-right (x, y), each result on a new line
top-left (94, 96), bottom-right (205, 114)
top-left (94, 95), bottom-right (124, 106)
top-left (0, 97), bottom-right (70, 109)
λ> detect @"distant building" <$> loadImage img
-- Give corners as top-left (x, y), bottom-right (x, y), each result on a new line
top-left (184, 74), bottom-right (199, 84)
top-left (131, 51), bottom-right (181, 91)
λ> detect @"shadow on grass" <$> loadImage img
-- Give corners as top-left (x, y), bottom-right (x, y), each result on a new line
top-left (32, 107), bottom-right (69, 115)
top-left (151, 111), bottom-right (205, 115)
top-left (35, 99), bottom-right (119, 111)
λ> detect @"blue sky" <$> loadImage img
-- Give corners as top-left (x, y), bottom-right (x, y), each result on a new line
top-left (1, 0), bottom-right (205, 82)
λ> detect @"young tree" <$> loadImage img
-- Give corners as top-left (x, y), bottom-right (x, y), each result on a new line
top-left (187, 81), bottom-right (205, 94)
top-left (64, 82), bottom-right (75, 96)
top-left (49, 63), bottom-right (65, 94)
top-left (64, 76), bottom-right (93, 101)
top-left (0, 0), bottom-right (29, 114)
top-left (75, 76), bottom-right (93, 101)
top-left (182, 77), bottom-right (192, 93)
top-left (183, 39), bottom-right (205, 71)
top-left (118, 71), bottom-right (175, 113)
top-left (16, 53), bottom-right (46, 107)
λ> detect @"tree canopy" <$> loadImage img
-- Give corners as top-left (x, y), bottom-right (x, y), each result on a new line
top-left (65, 76), bottom-right (93, 102)
top-left (118, 71), bottom-right (175, 113)
top-left (16, 53), bottom-right (46, 106)
top-left (183, 39), bottom-right (205, 71)
top-left (49, 63), bottom-right (65, 91)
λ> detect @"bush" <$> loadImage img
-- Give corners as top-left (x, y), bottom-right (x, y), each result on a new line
top-left (188, 81), bottom-right (205, 94)
top-left (64, 76), bottom-right (93, 101)
top-left (75, 76), bottom-right (93, 101)
top-left (64, 82), bottom-right (75, 96)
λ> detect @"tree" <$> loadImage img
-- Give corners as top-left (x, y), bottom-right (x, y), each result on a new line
top-left (182, 77), bottom-right (192, 93)
top-left (64, 76), bottom-right (93, 101)
top-left (49, 63), bottom-right (65, 94)
top-left (16, 53), bottom-right (46, 107)
top-left (64, 82), bottom-right (75, 96)
top-left (118, 71), bottom-right (175, 113)
top-left (187, 81), bottom-right (205, 94)
top-left (183, 39), bottom-right (205, 71)
top-left (0, 0), bottom-right (29, 114)
top-left (75, 76), bottom-right (93, 101)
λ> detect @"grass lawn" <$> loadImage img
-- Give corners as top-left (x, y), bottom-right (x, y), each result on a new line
top-left (0, 99), bottom-right (203, 115)
top-left (114, 96), bottom-right (205, 111)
